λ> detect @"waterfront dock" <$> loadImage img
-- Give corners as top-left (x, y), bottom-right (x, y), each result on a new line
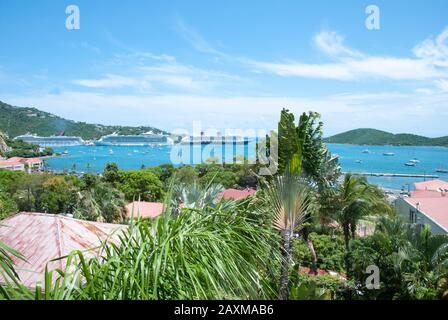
top-left (345, 172), bottom-right (439, 179)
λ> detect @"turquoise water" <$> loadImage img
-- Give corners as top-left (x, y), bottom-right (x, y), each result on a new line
top-left (46, 143), bottom-right (448, 190)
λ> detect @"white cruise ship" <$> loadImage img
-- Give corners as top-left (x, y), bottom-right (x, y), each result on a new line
top-left (15, 134), bottom-right (85, 147)
top-left (180, 133), bottom-right (251, 145)
top-left (95, 132), bottom-right (172, 146)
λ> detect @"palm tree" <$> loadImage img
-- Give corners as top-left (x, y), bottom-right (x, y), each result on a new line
top-left (172, 181), bottom-right (224, 210)
top-left (0, 239), bottom-right (25, 299)
top-left (262, 173), bottom-right (317, 300)
top-left (74, 183), bottom-right (126, 223)
top-left (323, 173), bottom-right (390, 282)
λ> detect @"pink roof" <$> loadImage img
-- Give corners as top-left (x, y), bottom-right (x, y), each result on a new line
top-left (410, 190), bottom-right (445, 198)
top-left (405, 196), bottom-right (448, 231)
top-left (125, 201), bottom-right (165, 219)
top-left (414, 179), bottom-right (448, 192)
top-left (21, 157), bottom-right (42, 164)
top-left (0, 212), bottom-right (126, 288)
top-left (0, 159), bottom-right (24, 166)
top-left (7, 157), bottom-right (42, 164)
top-left (218, 188), bottom-right (256, 200)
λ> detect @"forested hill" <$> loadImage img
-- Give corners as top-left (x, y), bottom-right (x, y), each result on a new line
top-left (0, 100), bottom-right (167, 140)
top-left (324, 128), bottom-right (448, 147)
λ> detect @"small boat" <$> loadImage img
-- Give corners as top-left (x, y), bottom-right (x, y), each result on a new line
top-left (383, 152), bottom-right (395, 156)
top-left (436, 168), bottom-right (448, 173)
top-left (62, 149), bottom-right (69, 155)
top-left (409, 159), bottom-right (420, 163)
top-left (405, 162), bottom-right (416, 167)
top-left (355, 160), bottom-right (363, 164)
top-left (362, 149), bottom-right (370, 154)
top-left (109, 148), bottom-right (114, 155)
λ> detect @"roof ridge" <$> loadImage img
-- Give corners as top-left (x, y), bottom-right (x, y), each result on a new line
top-left (54, 215), bottom-right (64, 270)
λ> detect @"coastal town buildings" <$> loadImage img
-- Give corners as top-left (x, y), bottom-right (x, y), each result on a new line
top-left (0, 156), bottom-right (43, 173)
top-left (395, 179), bottom-right (448, 234)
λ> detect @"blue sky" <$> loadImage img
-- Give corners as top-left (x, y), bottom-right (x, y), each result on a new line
top-left (0, 0), bottom-right (447, 136)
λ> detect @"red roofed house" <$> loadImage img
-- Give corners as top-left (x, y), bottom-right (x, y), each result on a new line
top-left (0, 158), bottom-right (25, 171)
top-left (0, 157), bottom-right (43, 173)
top-left (218, 188), bottom-right (256, 200)
top-left (414, 179), bottom-right (448, 192)
top-left (125, 201), bottom-right (165, 219)
top-left (0, 212), bottom-right (126, 288)
top-left (395, 179), bottom-right (448, 234)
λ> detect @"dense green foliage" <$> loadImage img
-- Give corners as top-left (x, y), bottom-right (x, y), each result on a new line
top-left (325, 128), bottom-right (448, 146)
top-left (1, 108), bottom-right (448, 301)
top-left (293, 233), bottom-right (346, 273)
top-left (118, 169), bottom-right (165, 202)
top-left (0, 100), bottom-right (166, 140)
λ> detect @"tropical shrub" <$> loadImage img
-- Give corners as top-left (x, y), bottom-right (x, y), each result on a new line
top-left (118, 169), bottom-right (164, 201)
top-left (293, 233), bottom-right (346, 273)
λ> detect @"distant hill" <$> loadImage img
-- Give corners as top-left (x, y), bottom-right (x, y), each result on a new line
top-left (0, 100), bottom-right (167, 140)
top-left (324, 128), bottom-right (448, 147)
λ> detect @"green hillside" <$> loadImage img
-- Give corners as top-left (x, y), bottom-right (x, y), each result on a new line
top-left (0, 100), bottom-right (167, 140)
top-left (324, 128), bottom-right (448, 146)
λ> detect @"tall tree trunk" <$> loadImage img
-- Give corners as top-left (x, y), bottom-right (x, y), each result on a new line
top-left (350, 223), bottom-right (357, 240)
top-left (279, 229), bottom-right (292, 300)
top-left (343, 223), bottom-right (352, 300)
top-left (303, 227), bottom-right (318, 274)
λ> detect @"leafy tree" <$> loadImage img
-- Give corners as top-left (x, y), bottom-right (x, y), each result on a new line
top-left (293, 232), bottom-right (346, 273)
top-left (200, 167), bottom-right (239, 189)
top-left (118, 169), bottom-right (164, 202)
top-left (39, 176), bottom-right (78, 214)
top-left (174, 165), bottom-right (197, 185)
top-left (103, 162), bottom-right (120, 186)
top-left (0, 192), bottom-right (17, 219)
top-left (0, 169), bottom-right (26, 194)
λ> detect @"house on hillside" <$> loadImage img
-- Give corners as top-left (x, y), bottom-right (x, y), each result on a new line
top-left (0, 157), bottom-right (43, 173)
top-left (0, 212), bottom-right (126, 288)
top-left (395, 179), bottom-right (448, 234)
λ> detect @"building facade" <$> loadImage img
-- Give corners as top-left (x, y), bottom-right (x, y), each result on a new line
top-left (395, 180), bottom-right (448, 234)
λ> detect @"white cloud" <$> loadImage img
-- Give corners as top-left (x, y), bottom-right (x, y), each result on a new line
top-left (5, 89), bottom-right (448, 137)
top-left (413, 27), bottom-right (448, 67)
top-left (73, 74), bottom-right (143, 88)
top-left (248, 28), bottom-right (448, 81)
top-left (313, 31), bottom-right (362, 58)
top-left (434, 79), bottom-right (448, 92)
top-left (175, 18), bottom-right (227, 57)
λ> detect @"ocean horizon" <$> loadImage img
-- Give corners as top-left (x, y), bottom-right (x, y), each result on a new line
top-left (45, 143), bottom-right (448, 191)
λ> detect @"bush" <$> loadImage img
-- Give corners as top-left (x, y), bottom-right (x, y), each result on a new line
top-left (0, 191), bottom-right (17, 219)
top-left (118, 169), bottom-right (164, 201)
top-left (293, 233), bottom-right (346, 273)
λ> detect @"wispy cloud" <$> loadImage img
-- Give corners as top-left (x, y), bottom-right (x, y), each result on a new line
top-left (73, 74), bottom-right (144, 89)
top-left (73, 53), bottom-right (243, 93)
top-left (247, 29), bottom-right (448, 81)
top-left (5, 88), bottom-right (448, 137)
top-left (175, 18), bottom-right (227, 57)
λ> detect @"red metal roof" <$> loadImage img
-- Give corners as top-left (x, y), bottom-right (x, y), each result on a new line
top-left (0, 212), bottom-right (126, 288)
top-left (218, 188), bottom-right (256, 200)
top-left (125, 201), bottom-right (165, 219)
top-left (414, 179), bottom-right (448, 192)
top-left (405, 193), bottom-right (448, 231)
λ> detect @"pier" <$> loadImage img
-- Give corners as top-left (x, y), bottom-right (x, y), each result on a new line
top-left (345, 172), bottom-right (439, 179)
